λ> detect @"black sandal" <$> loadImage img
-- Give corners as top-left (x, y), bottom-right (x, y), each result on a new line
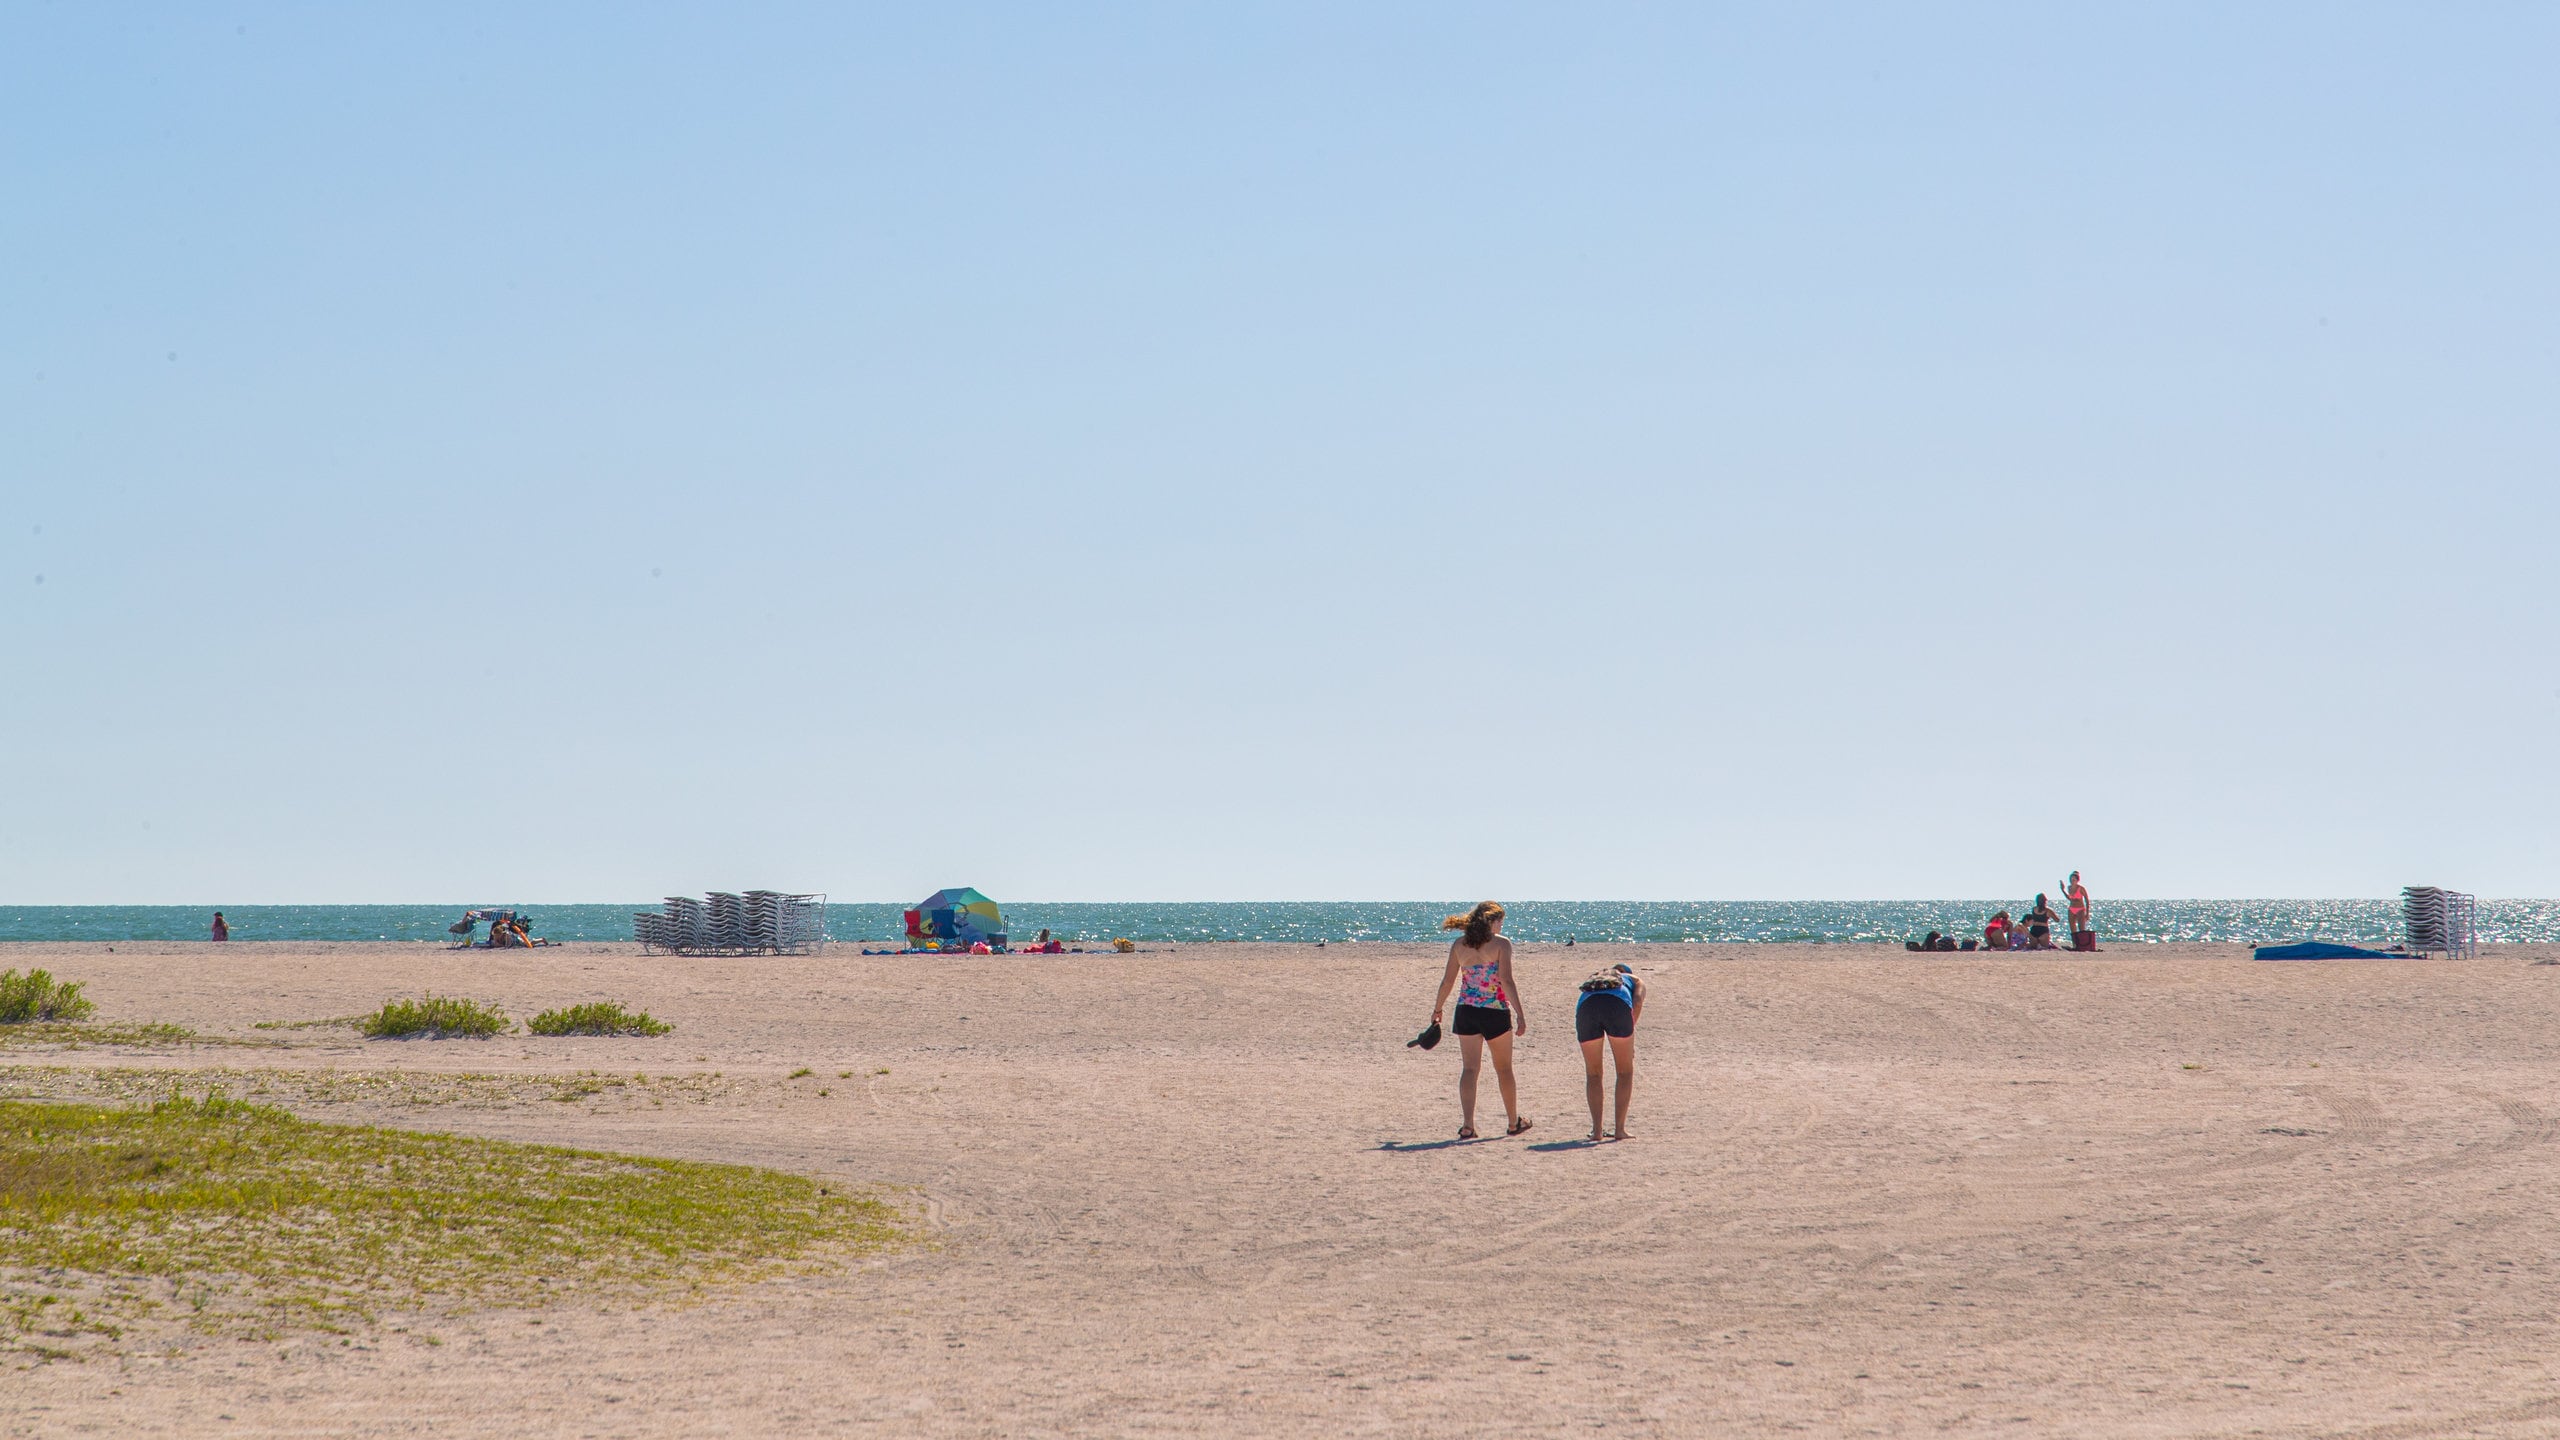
top-left (1507, 1117), bottom-right (1534, 1137)
top-left (1458, 1124), bottom-right (1478, 1140)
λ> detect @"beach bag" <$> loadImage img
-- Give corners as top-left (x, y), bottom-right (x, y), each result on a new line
top-left (2072, 929), bottom-right (2097, 952)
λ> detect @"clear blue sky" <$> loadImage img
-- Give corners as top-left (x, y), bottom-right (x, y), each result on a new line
top-left (5, 5), bottom-right (2555, 904)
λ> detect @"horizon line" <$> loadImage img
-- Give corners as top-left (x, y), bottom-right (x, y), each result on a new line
top-left (1, 895), bottom-right (2520, 908)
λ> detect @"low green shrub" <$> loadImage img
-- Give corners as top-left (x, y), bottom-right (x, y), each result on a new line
top-left (525, 1001), bottom-right (670, 1037)
top-left (0, 970), bottom-right (96, 1024)
top-left (359, 995), bottom-right (511, 1039)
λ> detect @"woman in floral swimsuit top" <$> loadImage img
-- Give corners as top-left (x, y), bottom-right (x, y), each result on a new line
top-left (1428, 900), bottom-right (1531, 1141)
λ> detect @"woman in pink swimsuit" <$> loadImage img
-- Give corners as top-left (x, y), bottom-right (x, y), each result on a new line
top-left (1429, 901), bottom-right (1531, 1140)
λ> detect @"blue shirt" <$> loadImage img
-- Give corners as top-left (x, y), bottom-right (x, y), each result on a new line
top-left (1578, 974), bottom-right (1634, 1009)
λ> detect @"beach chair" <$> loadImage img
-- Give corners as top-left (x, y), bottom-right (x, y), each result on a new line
top-left (2402, 886), bottom-right (2478, 959)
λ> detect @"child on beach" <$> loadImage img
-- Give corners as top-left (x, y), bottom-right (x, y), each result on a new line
top-left (1576, 963), bottom-right (1645, 1141)
top-left (1429, 901), bottom-right (1530, 1140)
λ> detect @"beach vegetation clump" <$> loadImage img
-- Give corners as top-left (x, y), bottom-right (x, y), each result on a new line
top-left (0, 970), bottom-right (96, 1025)
top-left (359, 995), bottom-right (512, 1039)
top-left (0, 1022), bottom-right (199, 1051)
top-left (0, 1093), bottom-right (904, 1356)
top-left (525, 1002), bottom-right (670, 1037)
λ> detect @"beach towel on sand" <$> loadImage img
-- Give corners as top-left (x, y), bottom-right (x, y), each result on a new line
top-left (2253, 941), bottom-right (2415, 960)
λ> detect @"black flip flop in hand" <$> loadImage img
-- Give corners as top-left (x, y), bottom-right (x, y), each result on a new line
top-left (1408, 1021), bottom-right (1443, 1050)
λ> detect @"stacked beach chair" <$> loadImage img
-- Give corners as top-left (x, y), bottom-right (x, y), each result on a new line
top-left (706, 892), bottom-right (746, 949)
top-left (2402, 886), bottom-right (2479, 959)
top-left (743, 890), bottom-right (826, 952)
top-left (634, 892), bottom-right (826, 955)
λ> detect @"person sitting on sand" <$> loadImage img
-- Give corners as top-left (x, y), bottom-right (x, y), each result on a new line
top-left (1430, 901), bottom-right (1530, 1140)
top-left (1983, 911), bottom-right (2011, 950)
top-left (2025, 894), bottom-right (2062, 950)
top-left (1576, 962), bottom-right (1645, 1141)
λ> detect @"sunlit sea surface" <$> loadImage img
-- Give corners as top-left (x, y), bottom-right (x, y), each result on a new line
top-left (4, 900), bottom-right (2554, 946)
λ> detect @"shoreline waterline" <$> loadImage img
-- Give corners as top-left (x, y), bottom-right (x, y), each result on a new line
top-left (3, 899), bottom-right (2548, 947)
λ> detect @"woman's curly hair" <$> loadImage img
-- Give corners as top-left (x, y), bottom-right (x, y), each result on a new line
top-left (1442, 901), bottom-right (1506, 948)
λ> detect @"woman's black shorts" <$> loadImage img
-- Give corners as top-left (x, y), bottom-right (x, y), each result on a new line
top-left (1451, 1004), bottom-right (1513, 1039)
top-left (1576, 995), bottom-right (1635, 1042)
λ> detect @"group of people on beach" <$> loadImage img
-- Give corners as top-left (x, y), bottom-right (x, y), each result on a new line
top-left (1913, 872), bottom-right (2094, 952)
top-left (1989, 872), bottom-right (2093, 950)
top-left (1416, 901), bottom-right (1646, 1145)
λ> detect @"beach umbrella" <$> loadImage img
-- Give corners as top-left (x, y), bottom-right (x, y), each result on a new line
top-left (909, 887), bottom-right (1005, 948)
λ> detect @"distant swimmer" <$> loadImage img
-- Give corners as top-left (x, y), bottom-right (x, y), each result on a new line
top-left (1430, 901), bottom-right (1530, 1141)
top-left (1576, 962), bottom-right (1646, 1141)
top-left (210, 911), bottom-right (229, 942)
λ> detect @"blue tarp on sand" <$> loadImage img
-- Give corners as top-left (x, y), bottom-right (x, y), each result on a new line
top-left (2253, 941), bottom-right (2411, 960)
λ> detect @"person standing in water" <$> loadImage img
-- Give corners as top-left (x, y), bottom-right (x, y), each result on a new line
top-left (1576, 962), bottom-right (1646, 1141)
top-left (210, 912), bottom-right (229, 942)
top-left (1429, 901), bottom-right (1531, 1140)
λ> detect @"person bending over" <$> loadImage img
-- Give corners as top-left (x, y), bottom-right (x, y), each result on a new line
top-left (1576, 963), bottom-right (1646, 1141)
top-left (1431, 901), bottom-right (1530, 1140)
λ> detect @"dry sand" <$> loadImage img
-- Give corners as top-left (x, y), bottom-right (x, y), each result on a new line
top-left (9, 938), bottom-right (2560, 1438)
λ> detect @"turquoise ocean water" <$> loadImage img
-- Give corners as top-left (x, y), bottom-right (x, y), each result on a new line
top-left (4, 900), bottom-right (2555, 946)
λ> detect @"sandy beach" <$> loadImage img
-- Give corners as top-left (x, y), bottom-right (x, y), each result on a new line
top-left (9, 938), bottom-right (2560, 1437)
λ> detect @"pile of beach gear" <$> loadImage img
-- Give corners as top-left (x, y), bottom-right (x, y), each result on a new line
top-left (633, 892), bottom-right (826, 955)
top-left (448, 908), bottom-right (552, 949)
top-left (2402, 886), bottom-right (2478, 959)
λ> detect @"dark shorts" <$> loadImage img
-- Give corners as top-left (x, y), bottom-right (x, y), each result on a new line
top-left (1576, 994), bottom-right (1635, 1042)
top-left (1451, 1004), bottom-right (1512, 1039)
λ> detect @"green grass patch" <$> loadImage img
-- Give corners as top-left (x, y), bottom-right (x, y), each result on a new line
top-left (0, 1065), bottom-right (749, 1115)
top-left (359, 995), bottom-right (512, 1040)
top-left (525, 1002), bottom-right (670, 1038)
top-left (0, 971), bottom-right (95, 1025)
top-left (251, 1016), bottom-right (364, 1032)
top-left (0, 1023), bottom-right (203, 1051)
top-left (0, 1094), bottom-right (904, 1355)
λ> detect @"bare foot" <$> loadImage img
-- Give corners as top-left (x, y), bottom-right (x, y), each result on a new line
top-left (1587, 1128), bottom-right (1604, 1143)
top-left (1610, 1129), bottom-right (1633, 1141)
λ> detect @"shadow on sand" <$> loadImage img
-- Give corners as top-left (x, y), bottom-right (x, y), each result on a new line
top-left (1380, 1132), bottom-right (1604, 1154)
